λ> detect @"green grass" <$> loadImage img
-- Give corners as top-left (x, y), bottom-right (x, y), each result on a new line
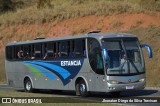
top-left (0, 90), bottom-right (117, 106)
top-left (0, 0), bottom-right (160, 26)
top-left (1, 104), bottom-right (117, 106)
top-left (0, 53), bottom-right (6, 84)
top-left (0, 90), bottom-right (53, 97)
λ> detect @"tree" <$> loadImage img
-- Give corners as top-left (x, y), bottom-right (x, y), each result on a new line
top-left (0, 0), bottom-right (14, 12)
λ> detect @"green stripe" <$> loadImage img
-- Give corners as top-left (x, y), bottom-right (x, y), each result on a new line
top-left (24, 64), bottom-right (41, 76)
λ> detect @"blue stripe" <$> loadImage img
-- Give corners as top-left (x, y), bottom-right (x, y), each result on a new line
top-left (24, 61), bottom-right (71, 79)
top-left (26, 63), bottom-right (55, 80)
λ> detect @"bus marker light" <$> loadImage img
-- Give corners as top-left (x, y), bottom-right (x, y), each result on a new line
top-left (108, 80), bottom-right (119, 84)
top-left (139, 78), bottom-right (145, 82)
top-left (108, 87), bottom-right (115, 90)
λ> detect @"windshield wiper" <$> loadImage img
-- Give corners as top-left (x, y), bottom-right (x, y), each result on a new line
top-left (119, 58), bottom-right (140, 74)
top-left (128, 59), bottom-right (140, 73)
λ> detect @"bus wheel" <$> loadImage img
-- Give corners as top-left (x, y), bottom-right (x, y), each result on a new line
top-left (79, 80), bottom-right (89, 97)
top-left (24, 78), bottom-right (33, 92)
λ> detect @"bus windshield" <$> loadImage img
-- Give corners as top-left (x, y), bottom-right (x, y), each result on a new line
top-left (102, 38), bottom-right (144, 75)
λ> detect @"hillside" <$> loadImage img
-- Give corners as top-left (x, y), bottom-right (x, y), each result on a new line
top-left (0, 0), bottom-right (160, 87)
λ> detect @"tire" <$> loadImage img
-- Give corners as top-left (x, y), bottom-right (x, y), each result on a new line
top-left (24, 78), bottom-right (33, 92)
top-left (78, 80), bottom-right (89, 97)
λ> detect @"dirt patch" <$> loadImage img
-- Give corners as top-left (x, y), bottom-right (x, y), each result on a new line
top-left (1, 13), bottom-right (160, 44)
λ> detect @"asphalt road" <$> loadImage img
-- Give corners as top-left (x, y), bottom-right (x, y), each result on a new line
top-left (0, 84), bottom-right (160, 105)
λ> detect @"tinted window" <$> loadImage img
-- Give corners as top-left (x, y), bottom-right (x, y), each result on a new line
top-left (6, 46), bottom-right (13, 60)
top-left (73, 39), bottom-right (85, 57)
top-left (34, 44), bottom-right (42, 59)
top-left (44, 42), bottom-right (56, 59)
top-left (6, 39), bottom-right (86, 60)
top-left (88, 38), bottom-right (104, 75)
top-left (59, 41), bottom-right (68, 57)
top-left (23, 45), bottom-right (31, 59)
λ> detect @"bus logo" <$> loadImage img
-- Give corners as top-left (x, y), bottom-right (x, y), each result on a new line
top-left (61, 60), bottom-right (81, 66)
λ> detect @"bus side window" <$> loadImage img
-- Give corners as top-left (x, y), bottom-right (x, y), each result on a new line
top-left (33, 43), bottom-right (42, 59)
top-left (59, 41), bottom-right (68, 57)
top-left (23, 45), bottom-right (31, 59)
top-left (16, 46), bottom-right (24, 60)
top-left (6, 46), bottom-right (13, 60)
top-left (15, 46), bottom-right (19, 59)
top-left (73, 39), bottom-right (85, 57)
top-left (69, 40), bottom-right (75, 57)
top-left (45, 42), bottom-right (56, 59)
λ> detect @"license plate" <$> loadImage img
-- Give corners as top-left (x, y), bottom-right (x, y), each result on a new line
top-left (126, 85), bottom-right (134, 89)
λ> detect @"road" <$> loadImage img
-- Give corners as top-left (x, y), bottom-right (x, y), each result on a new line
top-left (0, 84), bottom-right (160, 105)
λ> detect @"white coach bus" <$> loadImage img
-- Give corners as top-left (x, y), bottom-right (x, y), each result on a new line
top-left (5, 31), bottom-right (152, 97)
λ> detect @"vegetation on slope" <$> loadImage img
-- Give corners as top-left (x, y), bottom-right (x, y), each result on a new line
top-left (0, 0), bottom-right (160, 25)
top-left (126, 26), bottom-right (160, 87)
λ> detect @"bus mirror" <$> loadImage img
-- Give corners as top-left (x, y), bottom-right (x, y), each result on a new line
top-left (141, 44), bottom-right (153, 58)
top-left (102, 48), bottom-right (108, 61)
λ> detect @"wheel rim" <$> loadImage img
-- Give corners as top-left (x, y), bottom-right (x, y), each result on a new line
top-left (26, 81), bottom-right (31, 91)
top-left (80, 84), bottom-right (85, 93)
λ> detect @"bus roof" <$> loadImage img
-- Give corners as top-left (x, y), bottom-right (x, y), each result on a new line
top-left (6, 32), bottom-right (137, 46)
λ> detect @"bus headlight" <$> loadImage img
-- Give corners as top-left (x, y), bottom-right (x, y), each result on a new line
top-left (108, 80), bottom-right (119, 84)
top-left (139, 78), bottom-right (145, 82)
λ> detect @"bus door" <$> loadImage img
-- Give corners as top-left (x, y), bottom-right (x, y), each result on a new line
top-left (88, 38), bottom-right (106, 92)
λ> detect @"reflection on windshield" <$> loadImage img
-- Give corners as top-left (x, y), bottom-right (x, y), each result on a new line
top-left (124, 41), bottom-right (142, 64)
top-left (102, 39), bottom-right (144, 75)
top-left (103, 41), bottom-right (124, 69)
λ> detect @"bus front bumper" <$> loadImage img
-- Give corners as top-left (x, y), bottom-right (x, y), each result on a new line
top-left (106, 81), bottom-right (146, 92)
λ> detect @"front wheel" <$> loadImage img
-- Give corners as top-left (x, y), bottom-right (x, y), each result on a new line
top-left (78, 80), bottom-right (89, 97)
top-left (24, 78), bottom-right (33, 92)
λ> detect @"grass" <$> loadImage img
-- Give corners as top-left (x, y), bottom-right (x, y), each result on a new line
top-left (0, 90), bottom-right (117, 106)
top-left (0, 104), bottom-right (117, 106)
top-left (0, 0), bottom-right (160, 26)
top-left (109, 20), bottom-right (124, 29)
top-left (130, 20), bottom-right (143, 29)
top-left (96, 19), bottom-right (104, 30)
top-left (0, 53), bottom-right (6, 84)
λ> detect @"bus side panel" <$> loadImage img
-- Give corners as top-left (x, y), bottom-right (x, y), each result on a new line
top-left (6, 61), bottom-right (31, 89)
top-left (22, 61), bottom-right (69, 90)
top-left (68, 58), bottom-right (106, 92)
top-left (5, 60), bottom-right (16, 87)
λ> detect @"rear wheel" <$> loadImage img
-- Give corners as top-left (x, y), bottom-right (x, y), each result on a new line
top-left (24, 78), bottom-right (33, 92)
top-left (78, 80), bottom-right (89, 97)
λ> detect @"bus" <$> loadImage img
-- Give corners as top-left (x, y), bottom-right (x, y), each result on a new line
top-left (5, 31), bottom-right (152, 97)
